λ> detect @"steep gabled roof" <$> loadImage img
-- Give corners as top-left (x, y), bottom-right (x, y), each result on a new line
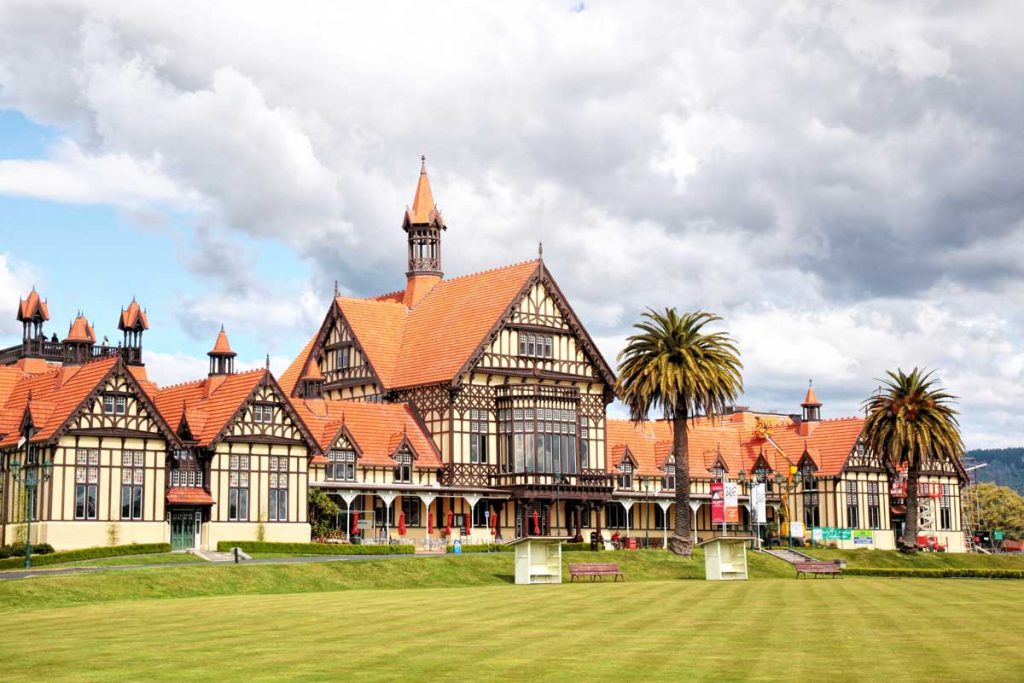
top-left (293, 398), bottom-right (442, 469)
top-left (64, 314), bottom-right (96, 343)
top-left (153, 370), bottom-right (265, 447)
top-left (17, 288), bottom-right (49, 322)
top-left (0, 356), bottom-right (177, 448)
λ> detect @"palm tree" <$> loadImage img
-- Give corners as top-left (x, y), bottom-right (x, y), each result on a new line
top-left (861, 368), bottom-right (963, 553)
top-left (617, 309), bottom-right (743, 557)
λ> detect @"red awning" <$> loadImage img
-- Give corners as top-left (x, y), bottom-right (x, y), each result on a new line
top-left (166, 487), bottom-right (215, 506)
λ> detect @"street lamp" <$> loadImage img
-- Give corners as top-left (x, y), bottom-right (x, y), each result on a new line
top-left (9, 446), bottom-right (53, 569)
top-left (642, 476), bottom-right (650, 547)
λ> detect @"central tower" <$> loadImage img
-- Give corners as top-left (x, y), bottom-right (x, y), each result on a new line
top-left (402, 157), bottom-right (446, 307)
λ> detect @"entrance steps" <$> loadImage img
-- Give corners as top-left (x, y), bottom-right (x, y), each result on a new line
top-left (762, 548), bottom-right (815, 565)
top-left (190, 548), bottom-right (251, 563)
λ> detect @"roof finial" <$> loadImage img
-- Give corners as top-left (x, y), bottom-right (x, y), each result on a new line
top-left (420, 154), bottom-right (426, 172)
top-left (538, 241), bottom-right (543, 260)
top-left (334, 280), bottom-right (340, 297)
top-left (265, 354), bottom-right (270, 370)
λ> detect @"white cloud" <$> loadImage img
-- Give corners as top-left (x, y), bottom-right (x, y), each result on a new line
top-left (0, 253), bottom-right (39, 338)
top-left (1, 1), bottom-right (1023, 448)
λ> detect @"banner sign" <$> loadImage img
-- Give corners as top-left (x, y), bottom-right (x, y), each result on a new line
top-left (812, 527), bottom-right (824, 543)
top-left (814, 527), bottom-right (855, 541)
top-left (752, 483), bottom-right (767, 524)
top-left (853, 530), bottom-right (873, 545)
top-left (711, 481), bottom-right (724, 524)
top-left (724, 482), bottom-right (739, 523)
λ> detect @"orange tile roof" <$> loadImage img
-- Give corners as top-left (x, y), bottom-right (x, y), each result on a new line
top-left (153, 370), bottom-right (265, 446)
top-left (0, 366), bottom-right (24, 408)
top-left (166, 487), bottom-right (215, 505)
top-left (607, 412), bottom-right (863, 479)
top-left (293, 398), bottom-right (442, 468)
top-left (17, 288), bottom-right (49, 322)
top-left (405, 157), bottom-right (445, 227)
top-left (119, 299), bottom-right (149, 331)
top-left (279, 334), bottom-right (318, 396)
top-left (210, 327), bottom-right (235, 355)
top-left (64, 314), bottom-right (96, 343)
top-left (0, 356), bottom-right (118, 447)
top-left (802, 383), bottom-right (821, 406)
top-left (301, 356), bottom-right (323, 381)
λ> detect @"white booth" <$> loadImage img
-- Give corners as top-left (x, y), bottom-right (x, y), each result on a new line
top-left (697, 537), bottom-right (754, 581)
top-left (509, 537), bottom-right (563, 585)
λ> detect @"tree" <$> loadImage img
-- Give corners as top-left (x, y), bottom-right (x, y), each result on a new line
top-left (617, 309), bottom-right (743, 557)
top-left (308, 488), bottom-right (341, 540)
top-left (964, 482), bottom-right (1024, 539)
top-left (861, 368), bottom-right (963, 553)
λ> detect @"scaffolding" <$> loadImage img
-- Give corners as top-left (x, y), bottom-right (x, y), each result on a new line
top-left (960, 454), bottom-right (987, 553)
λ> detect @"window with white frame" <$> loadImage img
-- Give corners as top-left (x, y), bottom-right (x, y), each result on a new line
top-left (867, 481), bottom-right (881, 528)
top-left (846, 481), bottom-right (859, 528)
top-left (75, 448), bottom-right (99, 519)
top-left (120, 450), bottom-right (145, 520)
top-left (662, 464), bottom-right (676, 490)
top-left (327, 449), bottom-right (356, 481)
top-left (518, 333), bottom-right (554, 359)
top-left (252, 404), bottom-right (275, 423)
top-left (228, 454), bottom-right (250, 521)
top-left (103, 393), bottom-right (127, 415)
top-left (940, 484), bottom-right (952, 530)
top-left (618, 461), bottom-right (634, 489)
top-left (268, 456), bottom-right (288, 522)
top-left (394, 451), bottom-right (412, 483)
top-left (469, 409), bottom-right (489, 464)
top-left (336, 347), bottom-right (350, 369)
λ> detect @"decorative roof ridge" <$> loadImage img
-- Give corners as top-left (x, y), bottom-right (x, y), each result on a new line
top-left (157, 368), bottom-right (264, 393)
top-left (359, 259), bottom-right (542, 303)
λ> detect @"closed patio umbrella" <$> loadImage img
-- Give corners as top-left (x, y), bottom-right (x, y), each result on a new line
top-left (398, 510), bottom-right (407, 536)
top-left (532, 510), bottom-right (541, 535)
top-left (351, 510), bottom-right (360, 536)
top-left (465, 511), bottom-right (471, 534)
top-left (427, 510), bottom-right (434, 535)
top-left (445, 508), bottom-right (453, 536)
top-left (490, 509), bottom-right (498, 536)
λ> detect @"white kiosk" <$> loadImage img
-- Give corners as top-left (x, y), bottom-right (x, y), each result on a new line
top-left (697, 537), bottom-right (755, 581)
top-left (509, 537), bottom-right (563, 585)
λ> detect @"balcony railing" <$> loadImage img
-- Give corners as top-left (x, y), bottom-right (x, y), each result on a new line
top-left (0, 339), bottom-right (143, 365)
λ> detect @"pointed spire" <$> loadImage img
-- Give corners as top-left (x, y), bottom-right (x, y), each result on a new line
top-left (210, 326), bottom-right (234, 355)
top-left (404, 156), bottom-right (445, 229)
top-left (801, 379), bottom-right (821, 407)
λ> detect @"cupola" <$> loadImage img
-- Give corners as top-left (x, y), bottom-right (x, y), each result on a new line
top-left (208, 326), bottom-right (236, 376)
top-left (801, 380), bottom-right (822, 422)
top-left (17, 287), bottom-right (49, 342)
top-left (402, 156), bottom-right (446, 308)
top-left (118, 297), bottom-right (149, 365)
top-left (63, 313), bottom-right (96, 365)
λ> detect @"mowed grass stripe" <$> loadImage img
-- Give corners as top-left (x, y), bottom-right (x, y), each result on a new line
top-left (5, 579), bottom-right (1021, 682)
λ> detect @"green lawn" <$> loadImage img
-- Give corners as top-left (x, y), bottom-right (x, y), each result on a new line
top-left (0, 577), bottom-right (1019, 681)
top-left (803, 548), bottom-right (1024, 569)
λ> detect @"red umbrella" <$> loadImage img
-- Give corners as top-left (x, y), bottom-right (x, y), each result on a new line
top-left (465, 511), bottom-right (471, 534)
top-left (351, 509), bottom-right (360, 536)
top-left (427, 510), bottom-right (434, 535)
top-left (490, 509), bottom-right (498, 536)
top-left (398, 511), bottom-right (407, 536)
top-left (532, 510), bottom-right (541, 535)
top-left (445, 509), bottom-right (453, 536)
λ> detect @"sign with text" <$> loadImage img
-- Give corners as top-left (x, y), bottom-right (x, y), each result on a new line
top-left (724, 482), bottom-right (739, 523)
top-left (853, 530), bottom-right (873, 545)
top-left (711, 481), bottom-right (724, 524)
top-left (751, 483), bottom-right (767, 524)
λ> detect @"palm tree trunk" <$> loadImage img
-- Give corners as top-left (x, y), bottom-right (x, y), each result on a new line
top-left (668, 410), bottom-right (692, 557)
top-left (903, 463), bottom-right (921, 553)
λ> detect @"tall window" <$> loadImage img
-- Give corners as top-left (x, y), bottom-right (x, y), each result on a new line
top-left (940, 484), bottom-right (952, 530)
top-left (336, 347), bottom-right (350, 370)
top-left (75, 448), bottom-right (99, 520)
top-left (654, 505), bottom-right (668, 530)
top-left (469, 410), bottom-right (489, 464)
top-left (498, 406), bottom-right (578, 474)
top-left (228, 455), bottom-right (250, 521)
top-left (103, 394), bottom-right (127, 415)
top-left (252, 404), bottom-right (275, 423)
top-left (802, 466), bottom-right (819, 528)
top-left (662, 464), bottom-right (676, 490)
top-left (327, 449), bottom-right (356, 481)
top-left (394, 451), bottom-right (412, 483)
top-left (170, 450), bottom-right (203, 488)
top-left (518, 333), bottom-right (554, 359)
top-left (867, 481), bottom-right (881, 528)
top-left (120, 450), bottom-right (145, 520)
top-left (846, 482), bottom-right (859, 529)
top-left (580, 425), bottom-right (590, 469)
top-left (618, 462), bottom-right (634, 489)
top-left (604, 503), bottom-right (633, 529)
top-left (471, 502), bottom-right (492, 528)
top-left (401, 497), bottom-right (422, 526)
top-left (268, 456), bottom-right (288, 522)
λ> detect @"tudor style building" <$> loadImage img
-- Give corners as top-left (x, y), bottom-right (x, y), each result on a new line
top-left (0, 162), bottom-right (969, 553)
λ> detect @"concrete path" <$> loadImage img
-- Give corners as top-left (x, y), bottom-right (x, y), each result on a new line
top-left (0, 551), bottom-right (441, 581)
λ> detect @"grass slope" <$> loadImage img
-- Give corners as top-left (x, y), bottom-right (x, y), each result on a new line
top-left (803, 548), bottom-right (1024, 569)
top-left (0, 579), bottom-right (1020, 682)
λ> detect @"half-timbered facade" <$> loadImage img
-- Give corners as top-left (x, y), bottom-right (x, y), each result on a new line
top-left (0, 162), bottom-right (970, 552)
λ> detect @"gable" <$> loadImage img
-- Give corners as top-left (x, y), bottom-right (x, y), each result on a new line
top-left (69, 369), bottom-right (169, 438)
top-left (224, 382), bottom-right (309, 445)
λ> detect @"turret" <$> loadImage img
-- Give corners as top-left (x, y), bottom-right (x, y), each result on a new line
top-left (118, 297), bottom-right (149, 365)
top-left (17, 287), bottom-right (49, 345)
top-left (63, 313), bottom-right (96, 365)
top-left (402, 156), bottom-right (446, 307)
top-left (208, 326), bottom-right (236, 376)
top-left (801, 380), bottom-right (822, 422)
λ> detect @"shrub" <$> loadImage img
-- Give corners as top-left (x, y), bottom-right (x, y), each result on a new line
top-left (562, 542), bottom-right (604, 552)
top-left (216, 541), bottom-right (414, 555)
top-left (844, 567), bottom-right (1024, 579)
top-left (444, 543), bottom-right (512, 553)
top-left (0, 543), bottom-right (170, 570)
top-left (0, 542), bottom-right (55, 559)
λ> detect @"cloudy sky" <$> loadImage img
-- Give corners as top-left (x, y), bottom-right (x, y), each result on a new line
top-left (0, 1), bottom-right (1022, 448)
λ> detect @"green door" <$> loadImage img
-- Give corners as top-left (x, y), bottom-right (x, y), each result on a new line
top-left (170, 510), bottom-right (196, 551)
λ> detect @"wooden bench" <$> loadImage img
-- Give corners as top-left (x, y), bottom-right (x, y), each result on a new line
top-left (794, 561), bottom-right (842, 578)
top-left (569, 562), bottom-right (624, 582)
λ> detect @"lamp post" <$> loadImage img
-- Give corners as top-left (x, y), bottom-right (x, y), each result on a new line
top-left (737, 469), bottom-right (747, 543)
top-left (753, 465), bottom-right (771, 549)
top-left (9, 444), bottom-right (53, 569)
top-left (643, 476), bottom-right (650, 547)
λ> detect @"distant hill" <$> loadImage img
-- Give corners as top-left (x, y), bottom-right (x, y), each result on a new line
top-left (966, 448), bottom-right (1024, 495)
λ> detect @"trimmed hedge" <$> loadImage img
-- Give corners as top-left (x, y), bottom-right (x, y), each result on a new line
top-left (217, 541), bottom-right (414, 555)
top-left (0, 543), bottom-right (171, 570)
top-left (845, 567), bottom-right (1024, 579)
top-left (0, 543), bottom-right (55, 559)
top-left (562, 542), bottom-right (604, 552)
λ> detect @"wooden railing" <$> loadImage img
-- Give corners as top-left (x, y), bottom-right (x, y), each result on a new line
top-left (0, 339), bottom-right (143, 365)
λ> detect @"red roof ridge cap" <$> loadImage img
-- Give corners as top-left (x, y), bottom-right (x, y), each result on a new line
top-left (434, 258), bottom-right (540, 284)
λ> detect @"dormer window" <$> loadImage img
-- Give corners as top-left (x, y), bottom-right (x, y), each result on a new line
top-left (711, 465), bottom-right (726, 480)
top-left (253, 404), bottom-right (275, 423)
top-left (394, 451), bottom-right (412, 483)
top-left (619, 461), bottom-right (633, 489)
top-left (662, 464), bottom-right (676, 490)
top-left (327, 449), bottom-right (356, 481)
top-left (103, 394), bottom-right (127, 415)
